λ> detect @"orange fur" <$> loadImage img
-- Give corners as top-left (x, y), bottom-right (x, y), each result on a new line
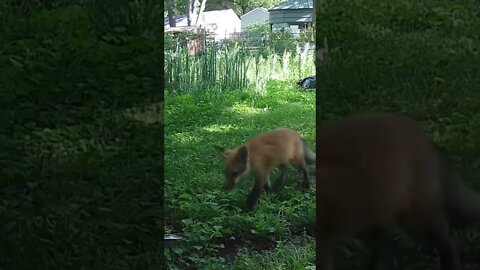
top-left (217, 128), bottom-right (315, 212)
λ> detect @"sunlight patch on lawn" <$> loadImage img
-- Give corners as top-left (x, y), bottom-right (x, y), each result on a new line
top-left (202, 124), bottom-right (238, 133)
top-left (123, 102), bottom-right (163, 125)
top-left (227, 103), bottom-right (265, 116)
top-left (23, 127), bottom-right (121, 160)
top-left (168, 131), bottom-right (203, 145)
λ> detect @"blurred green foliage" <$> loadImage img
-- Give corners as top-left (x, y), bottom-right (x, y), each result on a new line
top-left (0, 1), bottom-right (163, 269)
top-left (317, 0), bottom-right (480, 268)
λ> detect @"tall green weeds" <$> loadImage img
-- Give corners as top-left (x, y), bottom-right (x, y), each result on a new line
top-left (165, 37), bottom-right (315, 94)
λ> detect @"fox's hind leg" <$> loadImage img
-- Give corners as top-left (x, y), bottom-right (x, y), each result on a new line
top-left (264, 177), bottom-right (272, 194)
top-left (295, 160), bottom-right (311, 191)
top-left (426, 214), bottom-right (460, 270)
top-left (407, 207), bottom-right (461, 270)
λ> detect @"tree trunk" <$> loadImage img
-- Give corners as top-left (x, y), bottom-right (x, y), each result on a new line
top-left (166, 0), bottom-right (176, 27)
top-left (313, 0), bottom-right (316, 25)
top-left (187, 0), bottom-right (197, 26)
top-left (241, 5), bottom-right (247, 16)
top-left (195, 0), bottom-right (207, 26)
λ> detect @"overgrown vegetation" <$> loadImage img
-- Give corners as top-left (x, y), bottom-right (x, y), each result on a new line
top-left (239, 23), bottom-right (315, 54)
top-left (164, 27), bottom-right (315, 93)
top-left (1, 1), bottom-right (162, 269)
top-left (164, 0), bottom-right (285, 19)
top-left (164, 81), bottom-right (316, 269)
top-left (317, 0), bottom-right (480, 268)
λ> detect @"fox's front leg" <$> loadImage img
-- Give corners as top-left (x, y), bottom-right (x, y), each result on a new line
top-left (272, 165), bottom-right (288, 192)
top-left (246, 172), bottom-right (269, 212)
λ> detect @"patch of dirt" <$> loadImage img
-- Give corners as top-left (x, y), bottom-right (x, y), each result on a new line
top-left (216, 236), bottom-right (276, 264)
top-left (216, 234), bottom-right (310, 265)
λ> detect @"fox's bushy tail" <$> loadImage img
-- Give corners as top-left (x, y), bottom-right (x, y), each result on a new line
top-left (302, 139), bottom-right (316, 164)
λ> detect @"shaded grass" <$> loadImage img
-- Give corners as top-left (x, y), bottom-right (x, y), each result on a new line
top-left (164, 81), bottom-right (316, 269)
top-left (1, 101), bottom-right (163, 270)
top-left (0, 1), bottom-right (163, 269)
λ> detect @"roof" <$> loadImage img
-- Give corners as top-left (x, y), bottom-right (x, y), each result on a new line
top-left (269, 0), bottom-right (313, 10)
top-left (164, 9), bottom-right (240, 28)
top-left (241, 7), bottom-right (268, 18)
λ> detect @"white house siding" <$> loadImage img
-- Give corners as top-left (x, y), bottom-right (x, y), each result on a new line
top-left (202, 9), bottom-right (241, 41)
top-left (164, 9), bottom-right (241, 42)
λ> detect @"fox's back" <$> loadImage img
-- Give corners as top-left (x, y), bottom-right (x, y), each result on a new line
top-left (317, 113), bottom-right (444, 233)
top-left (246, 128), bottom-right (304, 170)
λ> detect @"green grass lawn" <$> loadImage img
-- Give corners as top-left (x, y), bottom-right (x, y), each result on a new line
top-left (164, 81), bottom-right (316, 269)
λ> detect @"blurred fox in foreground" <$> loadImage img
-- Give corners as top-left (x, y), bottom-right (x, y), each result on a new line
top-left (216, 128), bottom-right (315, 212)
top-left (317, 113), bottom-right (480, 270)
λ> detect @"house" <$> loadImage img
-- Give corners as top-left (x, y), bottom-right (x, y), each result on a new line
top-left (240, 7), bottom-right (269, 30)
top-left (164, 9), bottom-right (241, 42)
top-left (268, 0), bottom-right (313, 34)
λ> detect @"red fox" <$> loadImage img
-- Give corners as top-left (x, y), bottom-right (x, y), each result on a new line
top-left (317, 112), bottom-right (480, 270)
top-left (216, 128), bottom-right (316, 212)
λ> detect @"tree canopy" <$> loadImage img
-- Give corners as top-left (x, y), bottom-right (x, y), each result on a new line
top-left (165, 0), bottom-right (285, 24)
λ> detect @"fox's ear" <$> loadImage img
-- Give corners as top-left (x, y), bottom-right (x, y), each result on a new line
top-left (214, 145), bottom-right (227, 158)
top-left (235, 146), bottom-right (248, 163)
